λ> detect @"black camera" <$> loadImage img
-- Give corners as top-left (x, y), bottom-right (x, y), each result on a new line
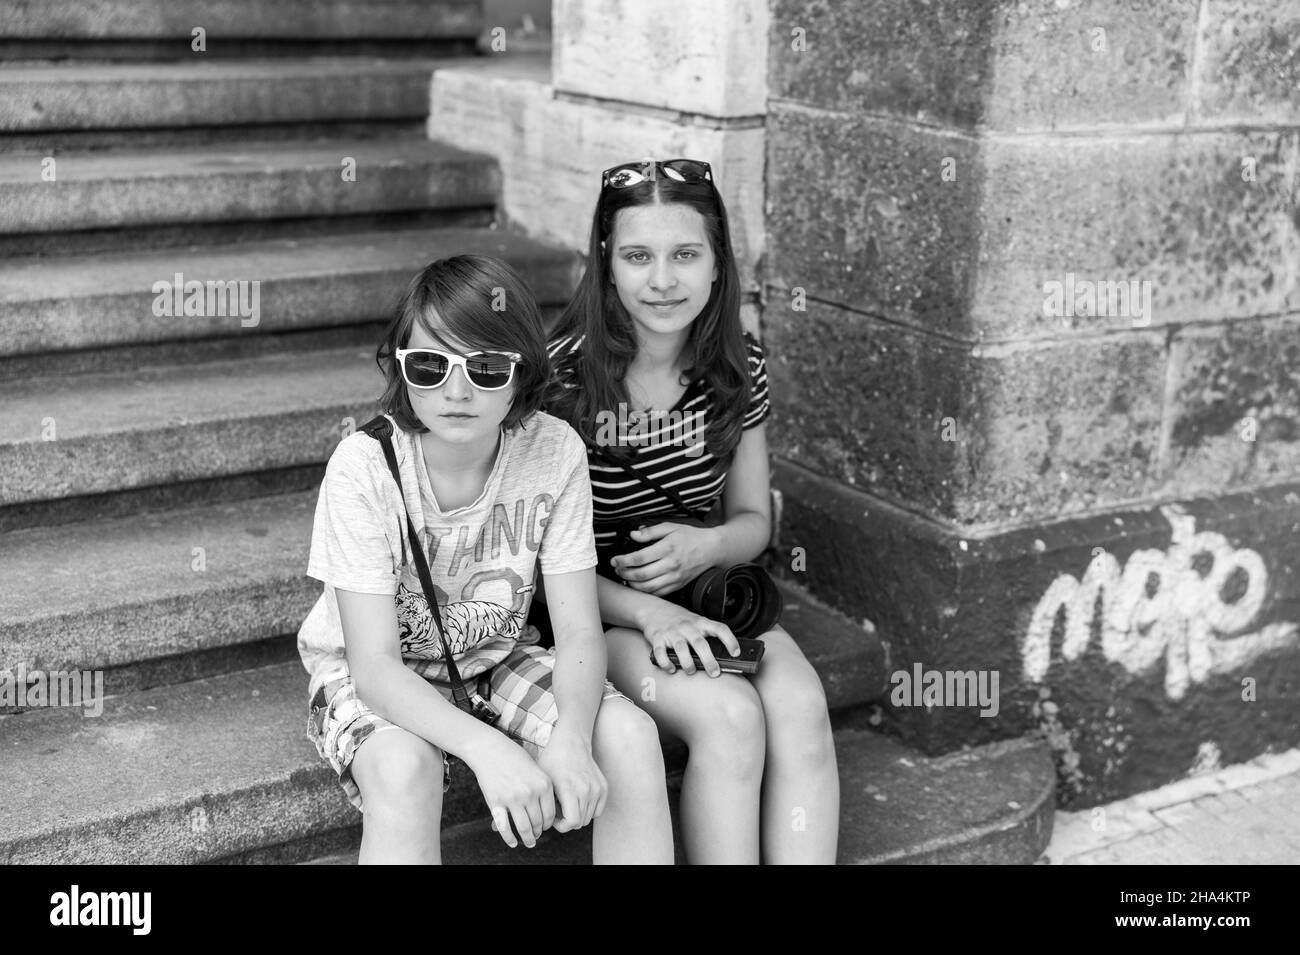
top-left (599, 520), bottom-right (783, 641)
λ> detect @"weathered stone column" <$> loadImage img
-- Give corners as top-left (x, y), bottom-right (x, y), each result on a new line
top-left (764, 0), bottom-right (1300, 805)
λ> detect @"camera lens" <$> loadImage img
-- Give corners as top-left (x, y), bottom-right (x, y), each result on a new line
top-left (722, 574), bottom-right (758, 630)
top-left (675, 563), bottom-right (782, 641)
top-left (725, 565), bottom-right (782, 640)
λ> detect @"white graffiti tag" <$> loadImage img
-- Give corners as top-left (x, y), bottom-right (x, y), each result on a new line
top-left (1023, 505), bottom-right (1298, 699)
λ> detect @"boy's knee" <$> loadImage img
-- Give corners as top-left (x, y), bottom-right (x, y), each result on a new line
top-left (356, 733), bottom-right (445, 813)
top-left (596, 700), bottom-right (663, 775)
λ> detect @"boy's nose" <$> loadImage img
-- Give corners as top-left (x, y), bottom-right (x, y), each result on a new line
top-left (443, 365), bottom-right (473, 399)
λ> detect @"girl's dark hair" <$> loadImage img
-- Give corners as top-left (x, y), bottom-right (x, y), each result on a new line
top-left (377, 255), bottom-right (550, 433)
top-left (546, 170), bottom-right (750, 459)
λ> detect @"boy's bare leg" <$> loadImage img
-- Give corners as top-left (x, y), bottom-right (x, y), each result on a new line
top-left (589, 696), bottom-right (674, 864)
top-left (751, 626), bottom-right (839, 864)
top-left (349, 727), bottom-right (445, 865)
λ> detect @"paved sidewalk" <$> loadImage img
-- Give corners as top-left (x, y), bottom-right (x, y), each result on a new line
top-left (1041, 748), bottom-right (1300, 864)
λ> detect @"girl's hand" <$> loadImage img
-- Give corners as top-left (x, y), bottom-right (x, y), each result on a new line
top-left (467, 733), bottom-right (557, 849)
top-left (639, 602), bottom-right (740, 678)
top-left (537, 728), bottom-right (608, 832)
top-left (612, 522), bottom-right (721, 595)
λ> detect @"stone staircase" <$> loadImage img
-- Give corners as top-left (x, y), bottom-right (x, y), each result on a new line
top-left (0, 0), bottom-right (1057, 864)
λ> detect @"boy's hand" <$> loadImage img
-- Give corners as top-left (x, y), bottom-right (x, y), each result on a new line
top-left (537, 728), bottom-right (607, 832)
top-left (467, 734), bottom-right (557, 849)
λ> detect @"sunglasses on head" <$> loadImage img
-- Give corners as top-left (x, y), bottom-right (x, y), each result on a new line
top-left (601, 158), bottom-right (713, 191)
top-left (395, 347), bottom-right (521, 391)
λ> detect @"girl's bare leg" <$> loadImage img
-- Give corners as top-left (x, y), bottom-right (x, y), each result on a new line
top-left (605, 626), bottom-right (766, 864)
top-left (750, 625), bottom-right (839, 864)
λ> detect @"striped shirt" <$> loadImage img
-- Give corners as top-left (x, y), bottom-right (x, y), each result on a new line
top-left (546, 331), bottom-right (771, 555)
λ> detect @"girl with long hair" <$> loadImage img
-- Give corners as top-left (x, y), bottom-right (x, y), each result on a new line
top-left (544, 160), bottom-right (839, 863)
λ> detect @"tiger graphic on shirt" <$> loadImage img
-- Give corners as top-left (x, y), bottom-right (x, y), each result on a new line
top-left (395, 580), bottom-right (532, 660)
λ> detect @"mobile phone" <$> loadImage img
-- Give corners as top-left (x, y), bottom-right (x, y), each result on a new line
top-left (655, 636), bottom-right (765, 674)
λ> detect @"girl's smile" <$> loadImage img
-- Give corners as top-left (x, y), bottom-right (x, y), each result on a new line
top-left (609, 203), bottom-right (717, 340)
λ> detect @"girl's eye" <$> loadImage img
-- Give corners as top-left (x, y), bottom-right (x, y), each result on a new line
top-left (623, 250), bottom-right (698, 263)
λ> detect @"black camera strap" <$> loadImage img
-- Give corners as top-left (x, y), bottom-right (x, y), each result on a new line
top-left (587, 437), bottom-right (782, 643)
top-left (358, 415), bottom-right (480, 715)
top-left (587, 442), bottom-right (706, 522)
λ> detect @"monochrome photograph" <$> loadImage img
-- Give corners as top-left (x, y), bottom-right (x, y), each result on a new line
top-left (0, 0), bottom-right (1295, 910)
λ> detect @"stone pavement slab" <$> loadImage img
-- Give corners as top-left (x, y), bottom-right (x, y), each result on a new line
top-left (1043, 748), bottom-right (1300, 864)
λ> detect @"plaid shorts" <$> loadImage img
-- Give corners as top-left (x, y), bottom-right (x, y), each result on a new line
top-left (308, 644), bottom-right (629, 812)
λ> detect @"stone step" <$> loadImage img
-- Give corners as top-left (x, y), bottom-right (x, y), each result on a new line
top-left (0, 139), bottom-right (498, 243)
top-left (0, 460), bottom-right (328, 536)
top-left (0, 490), bottom-right (320, 678)
top-left (307, 728), bottom-right (1059, 865)
top-left (0, 227), bottom-right (579, 376)
top-left (0, 59), bottom-right (443, 145)
top-left (0, 0), bottom-right (479, 61)
top-left (0, 120), bottom-right (432, 156)
top-left (0, 662), bottom-right (362, 864)
top-left (0, 0), bottom-right (480, 39)
top-left (0, 345), bottom-right (381, 510)
top-left (0, 473), bottom-right (887, 701)
top-left (0, 661), bottom-right (1053, 864)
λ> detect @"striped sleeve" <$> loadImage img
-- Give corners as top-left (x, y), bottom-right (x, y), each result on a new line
top-left (742, 332), bottom-right (771, 430)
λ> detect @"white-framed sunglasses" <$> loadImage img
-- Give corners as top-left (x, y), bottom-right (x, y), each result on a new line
top-left (395, 347), bottom-right (522, 391)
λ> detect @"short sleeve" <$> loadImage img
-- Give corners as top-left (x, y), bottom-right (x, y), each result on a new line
top-left (742, 332), bottom-right (771, 430)
top-left (537, 425), bottom-right (598, 575)
top-left (305, 437), bottom-right (401, 596)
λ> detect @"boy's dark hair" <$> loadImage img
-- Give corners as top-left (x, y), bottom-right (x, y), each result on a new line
top-left (545, 170), bottom-right (750, 459)
top-left (377, 255), bottom-right (551, 433)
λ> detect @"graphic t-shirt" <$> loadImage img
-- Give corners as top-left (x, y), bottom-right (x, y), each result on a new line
top-left (297, 411), bottom-right (597, 698)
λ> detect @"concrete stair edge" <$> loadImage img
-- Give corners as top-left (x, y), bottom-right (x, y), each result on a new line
top-left (841, 733), bottom-right (1057, 865)
top-left (0, 0), bottom-right (482, 41)
top-left (0, 139), bottom-right (499, 235)
top-left (0, 661), bottom-right (1052, 865)
top-left (0, 227), bottom-right (580, 358)
top-left (0, 59), bottom-right (450, 133)
top-left (0, 346), bottom-right (391, 505)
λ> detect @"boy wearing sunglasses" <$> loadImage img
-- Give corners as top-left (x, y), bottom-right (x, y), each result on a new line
top-left (297, 255), bottom-right (673, 863)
